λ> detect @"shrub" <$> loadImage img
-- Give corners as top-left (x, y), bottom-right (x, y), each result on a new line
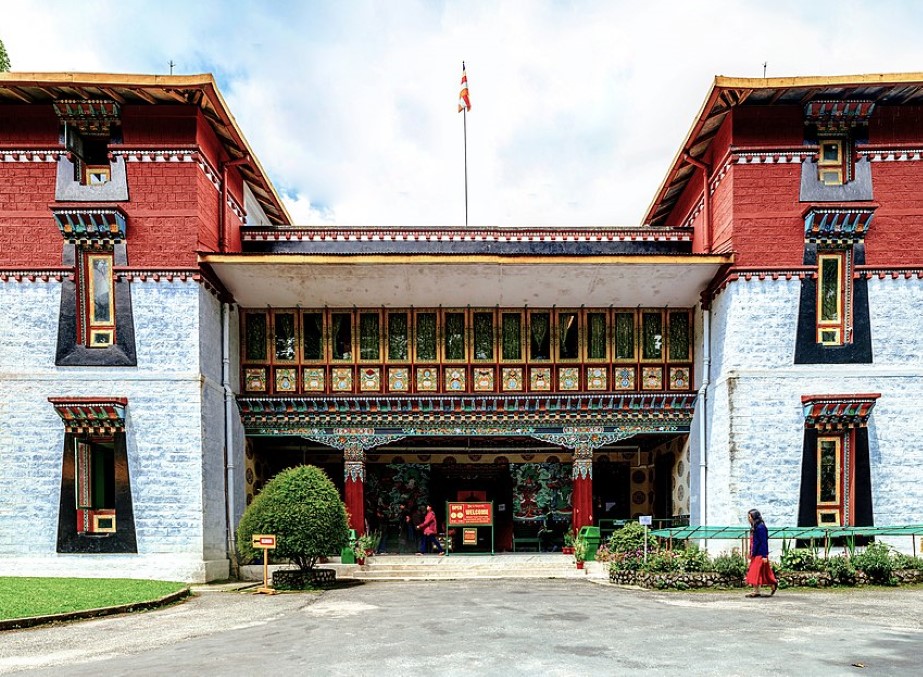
top-left (853, 542), bottom-right (894, 584)
top-left (893, 552), bottom-right (923, 570)
top-left (675, 544), bottom-right (711, 572)
top-left (644, 550), bottom-right (681, 573)
top-left (780, 548), bottom-right (819, 572)
top-left (609, 550), bottom-right (645, 572)
top-left (713, 550), bottom-right (748, 579)
top-left (237, 465), bottom-right (350, 572)
top-left (608, 521), bottom-right (657, 554)
top-left (825, 555), bottom-right (856, 585)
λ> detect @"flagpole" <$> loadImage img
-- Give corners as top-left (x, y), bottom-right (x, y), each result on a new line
top-left (463, 106), bottom-right (468, 227)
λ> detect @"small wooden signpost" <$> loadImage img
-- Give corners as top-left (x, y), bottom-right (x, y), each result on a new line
top-left (252, 534), bottom-right (277, 594)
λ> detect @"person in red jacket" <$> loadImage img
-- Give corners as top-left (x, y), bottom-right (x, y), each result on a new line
top-left (416, 504), bottom-right (445, 556)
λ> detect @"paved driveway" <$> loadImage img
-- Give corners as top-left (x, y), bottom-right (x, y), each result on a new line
top-left (2, 580), bottom-right (921, 676)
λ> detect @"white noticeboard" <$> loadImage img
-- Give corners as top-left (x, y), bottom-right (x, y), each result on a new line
top-left (639, 515), bottom-right (653, 526)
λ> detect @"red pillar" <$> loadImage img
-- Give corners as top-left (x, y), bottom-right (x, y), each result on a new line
top-left (572, 444), bottom-right (594, 531)
top-left (344, 445), bottom-right (366, 535)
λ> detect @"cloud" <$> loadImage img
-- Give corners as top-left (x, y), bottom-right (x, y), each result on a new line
top-left (5, 0), bottom-right (923, 226)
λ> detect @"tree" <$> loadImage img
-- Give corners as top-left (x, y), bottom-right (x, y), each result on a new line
top-left (237, 465), bottom-right (349, 572)
top-left (0, 39), bottom-right (10, 72)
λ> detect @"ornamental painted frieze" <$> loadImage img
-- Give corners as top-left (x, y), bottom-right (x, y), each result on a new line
top-left (344, 461), bottom-right (366, 483)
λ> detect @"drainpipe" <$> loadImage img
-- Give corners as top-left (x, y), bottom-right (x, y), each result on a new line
top-left (684, 153), bottom-right (712, 253)
top-left (219, 157), bottom-right (250, 252)
top-left (222, 301), bottom-right (239, 578)
top-left (698, 306), bottom-right (711, 545)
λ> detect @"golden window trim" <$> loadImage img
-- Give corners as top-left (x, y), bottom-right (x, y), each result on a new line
top-left (384, 309), bottom-right (413, 364)
top-left (816, 435), bottom-right (843, 507)
top-left (357, 309), bottom-right (383, 363)
top-left (555, 308), bottom-right (582, 363)
top-left (470, 307), bottom-right (497, 363)
top-left (639, 309), bottom-right (665, 363)
top-left (498, 310), bottom-right (525, 363)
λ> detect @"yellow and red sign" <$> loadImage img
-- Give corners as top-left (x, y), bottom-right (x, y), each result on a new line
top-left (251, 534), bottom-right (277, 549)
top-left (447, 502), bottom-right (493, 526)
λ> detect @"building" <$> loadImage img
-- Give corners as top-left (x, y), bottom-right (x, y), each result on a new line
top-left (1, 72), bottom-right (920, 581)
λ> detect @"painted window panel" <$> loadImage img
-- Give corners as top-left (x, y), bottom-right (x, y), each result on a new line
top-left (387, 312), bottom-right (409, 362)
top-left (302, 312), bottom-right (324, 361)
top-left (359, 312), bottom-right (381, 361)
top-left (501, 313), bottom-right (522, 361)
top-left (473, 312), bottom-right (494, 361)
top-left (529, 312), bottom-right (551, 361)
top-left (557, 311), bottom-right (579, 360)
top-left (245, 313), bottom-right (267, 361)
top-left (587, 313), bottom-right (607, 361)
top-left (641, 312), bottom-right (663, 361)
top-left (668, 311), bottom-right (691, 362)
top-left (614, 312), bottom-right (635, 361)
top-left (415, 312), bottom-right (437, 361)
top-left (819, 256), bottom-right (841, 322)
top-left (817, 437), bottom-right (841, 505)
top-left (88, 254), bottom-right (113, 324)
top-left (331, 312), bottom-right (353, 361)
top-left (444, 312), bottom-right (466, 361)
top-left (273, 312), bottom-right (297, 362)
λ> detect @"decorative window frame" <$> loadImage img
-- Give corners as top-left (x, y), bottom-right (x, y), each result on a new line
top-left (801, 393), bottom-right (879, 527)
top-left (49, 397), bottom-right (137, 553)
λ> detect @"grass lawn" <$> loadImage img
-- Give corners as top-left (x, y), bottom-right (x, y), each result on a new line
top-left (0, 577), bottom-right (187, 621)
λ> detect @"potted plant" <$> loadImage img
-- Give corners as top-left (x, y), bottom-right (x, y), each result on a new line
top-left (563, 531), bottom-right (576, 555)
top-left (353, 532), bottom-right (379, 565)
top-left (574, 537), bottom-right (588, 569)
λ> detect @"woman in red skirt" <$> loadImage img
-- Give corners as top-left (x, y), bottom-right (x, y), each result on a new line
top-left (745, 508), bottom-right (777, 597)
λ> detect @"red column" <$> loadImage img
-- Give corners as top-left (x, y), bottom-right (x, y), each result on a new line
top-left (572, 444), bottom-right (594, 531)
top-left (344, 445), bottom-right (366, 535)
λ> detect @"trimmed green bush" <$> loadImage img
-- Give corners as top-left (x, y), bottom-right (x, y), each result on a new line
top-left (237, 465), bottom-right (349, 572)
top-left (853, 542), bottom-right (894, 584)
top-left (608, 521), bottom-right (657, 554)
top-left (712, 550), bottom-right (748, 579)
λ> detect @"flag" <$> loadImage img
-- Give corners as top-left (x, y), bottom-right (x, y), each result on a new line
top-left (458, 62), bottom-right (471, 113)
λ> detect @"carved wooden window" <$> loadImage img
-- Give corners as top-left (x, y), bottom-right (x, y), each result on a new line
top-left (414, 311), bottom-right (437, 361)
top-left (358, 311), bottom-right (381, 362)
top-left (613, 311), bottom-right (636, 362)
top-left (816, 436), bottom-right (843, 526)
top-left (80, 250), bottom-right (115, 348)
top-left (472, 311), bottom-right (495, 361)
top-left (586, 312), bottom-right (608, 362)
top-left (75, 439), bottom-right (116, 534)
top-left (273, 311), bottom-right (298, 363)
top-left (640, 311), bottom-right (664, 361)
top-left (443, 311), bottom-right (467, 362)
top-left (331, 312), bottom-right (354, 361)
top-left (386, 311), bottom-right (410, 362)
top-left (668, 311), bottom-right (692, 362)
top-left (817, 252), bottom-right (846, 346)
top-left (500, 312), bottom-right (523, 362)
top-left (528, 311), bottom-right (551, 362)
top-left (556, 310), bottom-right (580, 362)
top-left (817, 139), bottom-right (846, 186)
top-left (302, 312), bottom-right (325, 362)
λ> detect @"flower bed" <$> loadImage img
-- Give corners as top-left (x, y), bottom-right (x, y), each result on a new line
top-left (272, 567), bottom-right (337, 590)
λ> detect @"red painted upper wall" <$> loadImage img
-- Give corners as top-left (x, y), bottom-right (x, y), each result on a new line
top-left (0, 103), bottom-right (245, 268)
top-left (731, 106), bottom-right (803, 147)
top-left (868, 106), bottom-right (923, 144)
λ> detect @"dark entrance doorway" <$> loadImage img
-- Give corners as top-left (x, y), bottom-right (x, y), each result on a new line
top-left (430, 463), bottom-right (513, 552)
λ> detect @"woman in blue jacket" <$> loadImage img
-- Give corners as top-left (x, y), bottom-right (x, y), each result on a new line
top-left (745, 508), bottom-right (778, 597)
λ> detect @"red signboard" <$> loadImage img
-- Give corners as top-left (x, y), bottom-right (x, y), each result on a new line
top-left (252, 534), bottom-right (277, 548)
top-left (447, 502), bottom-right (493, 526)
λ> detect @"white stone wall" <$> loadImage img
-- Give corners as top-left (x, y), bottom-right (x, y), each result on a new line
top-left (699, 277), bottom-right (923, 553)
top-left (0, 278), bottom-right (233, 581)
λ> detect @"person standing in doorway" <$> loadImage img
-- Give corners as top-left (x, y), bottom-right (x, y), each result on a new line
top-left (417, 504), bottom-right (445, 556)
top-left (745, 508), bottom-right (778, 597)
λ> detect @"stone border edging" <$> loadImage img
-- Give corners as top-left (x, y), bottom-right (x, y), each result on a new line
top-left (0, 586), bottom-right (191, 632)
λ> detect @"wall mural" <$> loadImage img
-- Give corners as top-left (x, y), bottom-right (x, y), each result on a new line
top-left (366, 463), bottom-right (431, 521)
top-left (510, 462), bottom-right (573, 520)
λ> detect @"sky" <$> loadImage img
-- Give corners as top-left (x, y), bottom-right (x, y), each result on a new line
top-left (4, 1), bottom-right (923, 227)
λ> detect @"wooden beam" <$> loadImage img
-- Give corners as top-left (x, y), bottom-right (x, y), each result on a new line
top-left (162, 88), bottom-right (189, 104)
top-left (100, 87), bottom-right (126, 104)
top-left (799, 88), bottom-right (820, 104)
top-left (2, 86), bottom-right (33, 103)
top-left (131, 87), bottom-right (157, 104)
